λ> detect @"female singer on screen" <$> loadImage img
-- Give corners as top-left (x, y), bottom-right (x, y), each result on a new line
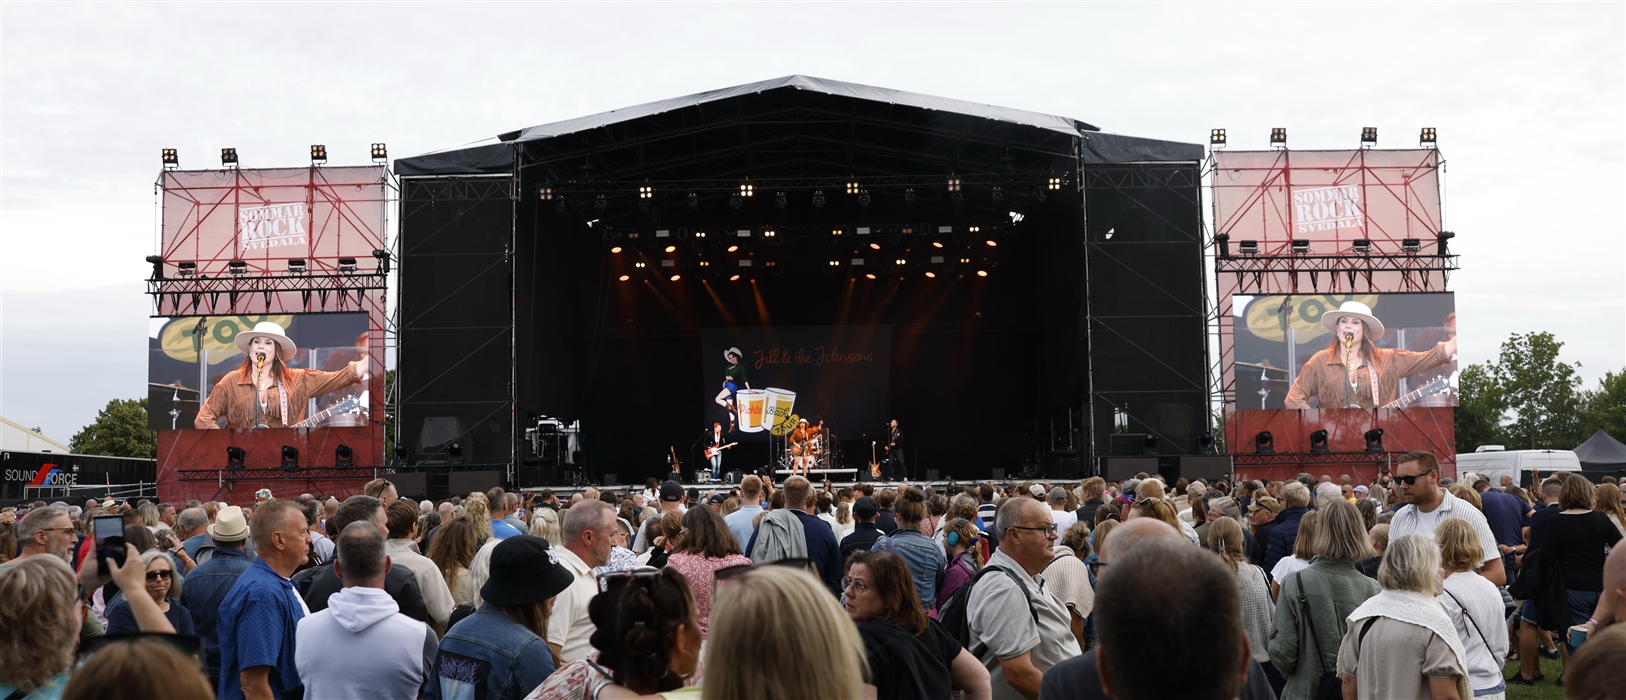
top-left (194, 321), bottom-right (369, 429)
top-left (1283, 302), bottom-right (1456, 410)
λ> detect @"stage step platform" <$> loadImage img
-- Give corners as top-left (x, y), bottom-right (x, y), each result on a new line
top-left (773, 468), bottom-right (858, 475)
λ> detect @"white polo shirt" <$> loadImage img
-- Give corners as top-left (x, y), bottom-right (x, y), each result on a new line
top-left (545, 546), bottom-right (600, 663)
top-left (1389, 490), bottom-right (1499, 568)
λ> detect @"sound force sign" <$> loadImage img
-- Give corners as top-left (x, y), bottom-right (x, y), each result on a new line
top-left (1292, 185), bottom-right (1363, 233)
top-left (239, 203), bottom-right (308, 252)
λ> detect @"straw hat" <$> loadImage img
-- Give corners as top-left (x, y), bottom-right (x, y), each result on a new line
top-left (235, 321), bottom-right (297, 360)
top-left (208, 506), bottom-right (250, 542)
top-left (1320, 301), bottom-right (1385, 340)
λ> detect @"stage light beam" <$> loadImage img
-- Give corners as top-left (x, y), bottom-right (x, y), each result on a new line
top-left (665, 245), bottom-right (677, 253)
top-left (869, 243), bottom-right (881, 250)
top-left (619, 275), bottom-right (630, 282)
top-left (1210, 129), bottom-right (1226, 147)
top-left (976, 270), bottom-right (988, 277)
top-left (610, 246), bottom-right (622, 254)
top-left (310, 144), bottom-right (327, 164)
top-left (161, 148), bottom-right (179, 169)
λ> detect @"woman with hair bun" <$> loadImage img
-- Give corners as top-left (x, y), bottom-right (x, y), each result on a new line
top-left (525, 567), bottom-right (702, 700)
top-left (870, 487), bottom-right (946, 610)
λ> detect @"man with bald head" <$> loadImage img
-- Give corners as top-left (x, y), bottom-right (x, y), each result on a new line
top-left (968, 496), bottom-right (1079, 699)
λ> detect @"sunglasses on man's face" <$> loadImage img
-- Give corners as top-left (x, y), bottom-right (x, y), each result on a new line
top-left (1392, 470), bottom-right (1436, 486)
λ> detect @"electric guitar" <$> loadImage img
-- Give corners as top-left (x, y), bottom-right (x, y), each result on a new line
top-left (1382, 371), bottom-right (1458, 409)
top-left (869, 441), bottom-right (881, 479)
top-left (705, 442), bottom-right (738, 459)
top-left (292, 395), bottom-right (362, 429)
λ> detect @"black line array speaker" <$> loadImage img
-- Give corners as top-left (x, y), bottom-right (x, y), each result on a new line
top-left (447, 470), bottom-right (504, 497)
top-left (1178, 455), bottom-right (1233, 483)
top-left (1104, 457), bottom-right (1159, 482)
top-left (390, 472), bottom-right (428, 501)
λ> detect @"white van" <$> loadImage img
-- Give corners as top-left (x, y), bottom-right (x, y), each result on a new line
top-left (1454, 448), bottom-right (1583, 487)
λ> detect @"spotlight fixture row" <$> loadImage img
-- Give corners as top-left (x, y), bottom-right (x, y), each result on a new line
top-left (1207, 128), bottom-right (1438, 148)
top-left (162, 144), bottom-right (389, 168)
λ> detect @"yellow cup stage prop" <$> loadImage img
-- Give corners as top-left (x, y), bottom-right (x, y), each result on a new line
top-left (736, 390), bottom-right (767, 433)
top-left (766, 388), bottom-right (798, 436)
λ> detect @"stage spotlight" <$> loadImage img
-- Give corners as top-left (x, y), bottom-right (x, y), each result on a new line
top-left (1210, 128), bottom-right (1227, 146)
top-left (729, 195), bottom-right (742, 210)
top-left (610, 246), bottom-right (622, 254)
top-left (947, 176), bottom-right (961, 192)
top-left (1214, 233), bottom-right (1231, 258)
top-left (176, 261), bottom-right (197, 278)
top-left (1034, 187), bottom-right (1047, 204)
top-left (1364, 428), bottom-right (1385, 453)
top-left (727, 245), bottom-right (738, 253)
top-left (762, 230), bottom-right (776, 238)
top-left (670, 274), bottom-right (681, 282)
top-left (221, 148), bottom-right (238, 167)
top-left (1238, 240), bottom-right (1259, 255)
top-left (335, 444), bottom-right (354, 468)
top-left (664, 245), bottom-right (677, 253)
top-left (904, 188), bottom-right (916, 205)
top-left (991, 186), bottom-right (1004, 202)
top-left (310, 144), bottom-right (327, 164)
top-left (634, 262), bottom-right (647, 269)
top-left (687, 193), bottom-right (699, 210)
top-left (146, 255), bottom-right (164, 280)
top-left (869, 243), bottom-right (881, 250)
top-left (226, 446), bottom-right (245, 470)
top-left (1198, 431), bottom-right (1217, 455)
top-left (1140, 434), bottom-right (1159, 455)
top-left (594, 195), bottom-right (607, 211)
top-left (338, 257), bottom-right (358, 273)
top-left (985, 240), bottom-right (997, 247)
top-left (1436, 230), bottom-right (1454, 255)
top-left (639, 184), bottom-right (653, 199)
top-left (618, 275), bottom-right (630, 282)
top-left (1254, 431), bottom-right (1274, 454)
top-left (448, 442), bottom-right (463, 461)
top-left (812, 191), bottom-right (826, 208)
top-left (1270, 128), bottom-right (1287, 147)
top-left (371, 143), bottom-right (388, 162)
top-left (538, 186), bottom-right (553, 200)
top-left (1291, 239), bottom-right (1310, 254)
top-left (925, 271), bottom-right (936, 278)
top-left (372, 249), bottom-right (389, 274)
top-left (774, 192), bottom-right (787, 209)
top-left (555, 198), bottom-right (566, 212)
top-left (1419, 127), bottom-right (1437, 146)
top-left (1351, 239), bottom-right (1372, 253)
top-left (1310, 429), bottom-right (1330, 454)
top-left (161, 148), bottom-right (179, 169)
top-left (729, 274), bottom-right (740, 281)
top-left (932, 241), bottom-right (943, 249)
top-left (976, 270), bottom-right (988, 277)
top-left (1401, 238), bottom-right (1421, 253)
top-left (831, 228), bottom-right (843, 236)
top-left (1048, 177), bottom-right (1062, 191)
top-left (1360, 127), bottom-right (1377, 145)
top-left (738, 181), bottom-right (753, 198)
top-left (393, 443), bottom-right (410, 465)
top-left (280, 445), bottom-right (299, 470)
top-left (227, 260), bottom-right (248, 276)
top-left (864, 273), bottom-right (877, 280)
top-left (857, 191), bottom-right (871, 207)
top-left (287, 259), bottom-right (307, 275)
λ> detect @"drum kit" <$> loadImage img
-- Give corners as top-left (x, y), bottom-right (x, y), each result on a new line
top-left (1237, 361), bottom-right (1291, 409)
top-left (150, 381), bottom-right (200, 430)
top-left (730, 387), bottom-right (840, 475)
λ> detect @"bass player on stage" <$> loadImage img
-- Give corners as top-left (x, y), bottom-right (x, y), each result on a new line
top-left (1282, 301), bottom-right (1456, 410)
top-left (194, 321), bottom-right (369, 429)
top-left (713, 346), bottom-right (750, 432)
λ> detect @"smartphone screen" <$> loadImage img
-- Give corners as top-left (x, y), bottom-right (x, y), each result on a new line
top-left (93, 515), bottom-right (123, 542)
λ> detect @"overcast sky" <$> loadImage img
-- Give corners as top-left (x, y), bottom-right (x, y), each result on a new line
top-left (2, 2), bottom-right (1622, 444)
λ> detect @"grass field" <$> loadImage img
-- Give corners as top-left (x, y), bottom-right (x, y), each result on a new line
top-left (1503, 655), bottom-right (1566, 700)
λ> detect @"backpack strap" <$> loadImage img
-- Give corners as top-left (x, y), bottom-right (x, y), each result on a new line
top-left (983, 565), bottom-right (1040, 624)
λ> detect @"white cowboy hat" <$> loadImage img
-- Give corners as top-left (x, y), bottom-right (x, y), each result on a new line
top-left (208, 505), bottom-right (250, 542)
top-left (724, 347), bottom-right (742, 362)
top-left (1321, 301), bottom-right (1385, 340)
top-left (235, 321), bottom-right (297, 360)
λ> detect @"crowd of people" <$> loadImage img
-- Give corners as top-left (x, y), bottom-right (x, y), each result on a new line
top-left (3, 456), bottom-right (1624, 700)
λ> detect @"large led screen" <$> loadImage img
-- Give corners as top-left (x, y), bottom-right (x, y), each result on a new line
top-left (700, 325), bottom-right (890, 441)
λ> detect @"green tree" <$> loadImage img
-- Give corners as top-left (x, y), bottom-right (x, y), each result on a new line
top-left (1582, 370), bottom-right (1626, 442)
top-left (70, 398), bottom-right (157, 458)
top-left (1492, 332), bottom-right (1586, 450)
top-left (1454, 362), bottom-right (1506, 451)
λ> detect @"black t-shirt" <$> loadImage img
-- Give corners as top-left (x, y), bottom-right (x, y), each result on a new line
top-left (1538, 510), bottom-right (1622, 591)
top-left (858, 618), bottom-right (960, 700)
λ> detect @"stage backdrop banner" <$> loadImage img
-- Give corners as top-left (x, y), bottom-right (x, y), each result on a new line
top-left (158, 166), bottom-right (387, 278)
top-left (701, 325), bottom-right (890, 441)
top-left (1230, 293), bottom-right (1456, 411)
top-left (149, 313), bottom-right (376, 430)
top-left (1212, 149), bottom-right (1441, 254)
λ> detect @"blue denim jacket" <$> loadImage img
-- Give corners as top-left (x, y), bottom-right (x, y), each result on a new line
top-left (177, 546), bottom-right (252, 686)
top-left (872, 527), bottom-right (946, 609)
top-left (427, 604), bottom-right (556, 700)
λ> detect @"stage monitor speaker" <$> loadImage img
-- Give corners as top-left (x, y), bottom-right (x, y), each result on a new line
top-left (603, 473), bottom-right (619, 487)
top-left (1046, 452), bottom-right (1082, 480)
top-left (1104, 457), bottom-right (1159, 482)
top-left (666, 471), bottom-right (682, 485)
top-left (390, 472), bottom-right (428, 501)
top-left (724, 471), bottom-right (741, 485)
top-left (447, 470), bottom-right (503, 497)
top-left (1179, 455), bottom-right (1233, 483)
top-left (926, 469), bottom-right (940, 481)
top-left (518, 465), bottom-right (561, 488)
top-left (990, 468), bottom-right (1006, 481)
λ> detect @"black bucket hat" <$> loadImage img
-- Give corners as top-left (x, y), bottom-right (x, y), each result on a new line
top-left (481, 535), bottom-right (574, 606)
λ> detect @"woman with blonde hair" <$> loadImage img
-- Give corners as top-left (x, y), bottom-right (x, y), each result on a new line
top-left (1435, 518), bottom-right (1508, 699)
top-left (832, 501), bottom-right (854, 541)
top-left (1594, 482), bottom-right (1626, 537)
top-left (528, 506), bottom-right (563, 546)
top-left (1210, 517), bottom-right (1279, 695)
top-left (704, 566), bottom-right (867, 699)
top-left (1270, 510), bottom-right (1319, 597)
top-left (464, 493), bottom-right (495, 545)
top-left (1337, 534), bottom-right (1469, 700)
top-left (1268, 499), bottom-right (1380, 700)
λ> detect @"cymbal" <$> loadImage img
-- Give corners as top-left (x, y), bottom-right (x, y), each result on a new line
top-left (149, 382), bottom-right (199, 392)
top-left (1255, 378), bottom-right (1291, 385)
top-left (1236, 361), bottom-right (1286, 372)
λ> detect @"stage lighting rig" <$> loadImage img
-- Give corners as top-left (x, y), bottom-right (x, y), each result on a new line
top-left (1310, 430), bottom-right (1329, 454)
top-left (310, 144), bottom-right (327, 164)
top-left (162, 148), bottom-right (179, 169)
top-left (729, 195), bottom-right (743, 210)
top-left (1140, 434), bottom-right (1159, 455)
top-left (371, 143), bottom-right (388, 162)
top-left (738, 181), bottom-right (754, 198)
top-left (287, 259), bottom-right (307, 275)
top-left (846, 180), bottom-right (859, 195)
top-left (1254, 431), bottom-right (1274, 454)
top-left (947, 176), bottom-right (961, 192)
top-left (226, 446), bottom-right (246, 470)
top-left (1436, 231), bottom-right (1455, 256)
top-left (538, 186), bottom-right (553, 200)
top-left (812, 191), bottom-right (826, 208)
top-left (1214, 233), bottom-right (1231, 258)
top-left (857, 190), bottom-right (871, 207)
top-left (1419, 127), bottom-right (1437, 147)
top-left (688, 193), bottom-right (699, 211)
top-left (774, 192), bottom-right (787, 209)
top-left (373, 249), bottom-right (390, 274)
top-left (338, 257), bottom-right (358, 273)
top-left (1364, 428), bottom-right (1385, 453)
top-left (227, 260), bottom-right (248, 276)
top-left (1238, 240), bottom-right (1259, 255)
top-left (1401, 238), bottom-right (1421, 253)
top-left (335, 444), bottom-right (354, 468)
top-left (1291, 239), bottom-right (1310, 254)
top-left (639, 184), bottom-right (653, 199)
top-left (220, 148), bottom-right (239, 167)
top-left (594, 195), bottom-right (607, 211)
top-left (146, 255), bottom-right (164, 280)
top-left (1270, 128), bottom-right (1287, 147)
top-left (176, 262), bottom-right (197, 278)
top-left (1351, 239), bottom-right (1372, 253)
top-left (991, 186), bottom-right (1003, 202)
top-left (448, 442), bottom-right (464, 462)
top-left (281, 445), bottom-right (299, 470)
top-left (1210, 129), bottom-right (1226, 147)
top-left (1360, 127), bottom-right (1377, 146)
top-left (1047, 176), bottom-right (1062, 191)
top-left (904, 188), bottom-right (917, 205)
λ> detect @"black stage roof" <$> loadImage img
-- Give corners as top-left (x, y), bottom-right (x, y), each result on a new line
top-left (396, 75), bottom-right (1202, 177)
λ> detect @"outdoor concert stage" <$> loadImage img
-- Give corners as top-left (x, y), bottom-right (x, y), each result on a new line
top-left (386, 76), bottom-right (1208, 496)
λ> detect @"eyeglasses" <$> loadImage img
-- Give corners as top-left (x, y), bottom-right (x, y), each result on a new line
top-left (40, 527), bottom-right (76, 534)
top-left (842, 577), bottom-right (870, 595)
top-left (146, 570), bottom-right (173, 582)
top-left (715, 557), bottom-right (814, 584)
top-left (1393, 470), bottom-right (1436, 486)
top-left (1010, 523), bottom-right (1058, 536)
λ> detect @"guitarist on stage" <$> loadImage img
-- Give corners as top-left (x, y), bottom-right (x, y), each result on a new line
top-left (1283, 301), bottom-right (1456, 410)
top-left (706, 422), bottom-right (731, 481)
top-left (195, 321), bottom-right (369, 429)
top-left (882, 419), bottom-right (906, 481)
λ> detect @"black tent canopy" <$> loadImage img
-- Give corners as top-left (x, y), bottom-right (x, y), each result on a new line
top-left (1575, 429), bottom-right (1626, 472)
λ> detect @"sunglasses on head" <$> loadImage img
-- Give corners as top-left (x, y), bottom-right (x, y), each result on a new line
top-left (79, 632), bottom-right (202, 659)
top-left (714, 557), bottom-right (814, 584)
top-left (1393, 469), bottom-right (1436, 486)
top-left (596, 566), bottom-right (662, 593)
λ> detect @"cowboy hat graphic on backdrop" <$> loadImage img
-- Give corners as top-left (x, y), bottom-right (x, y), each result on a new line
top-left (725, 347), bottom-right (742, 361)
top-left (235, 321), bottom-right (298, 360)
top-left (1320, 301), bottom-right (1386, 340)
